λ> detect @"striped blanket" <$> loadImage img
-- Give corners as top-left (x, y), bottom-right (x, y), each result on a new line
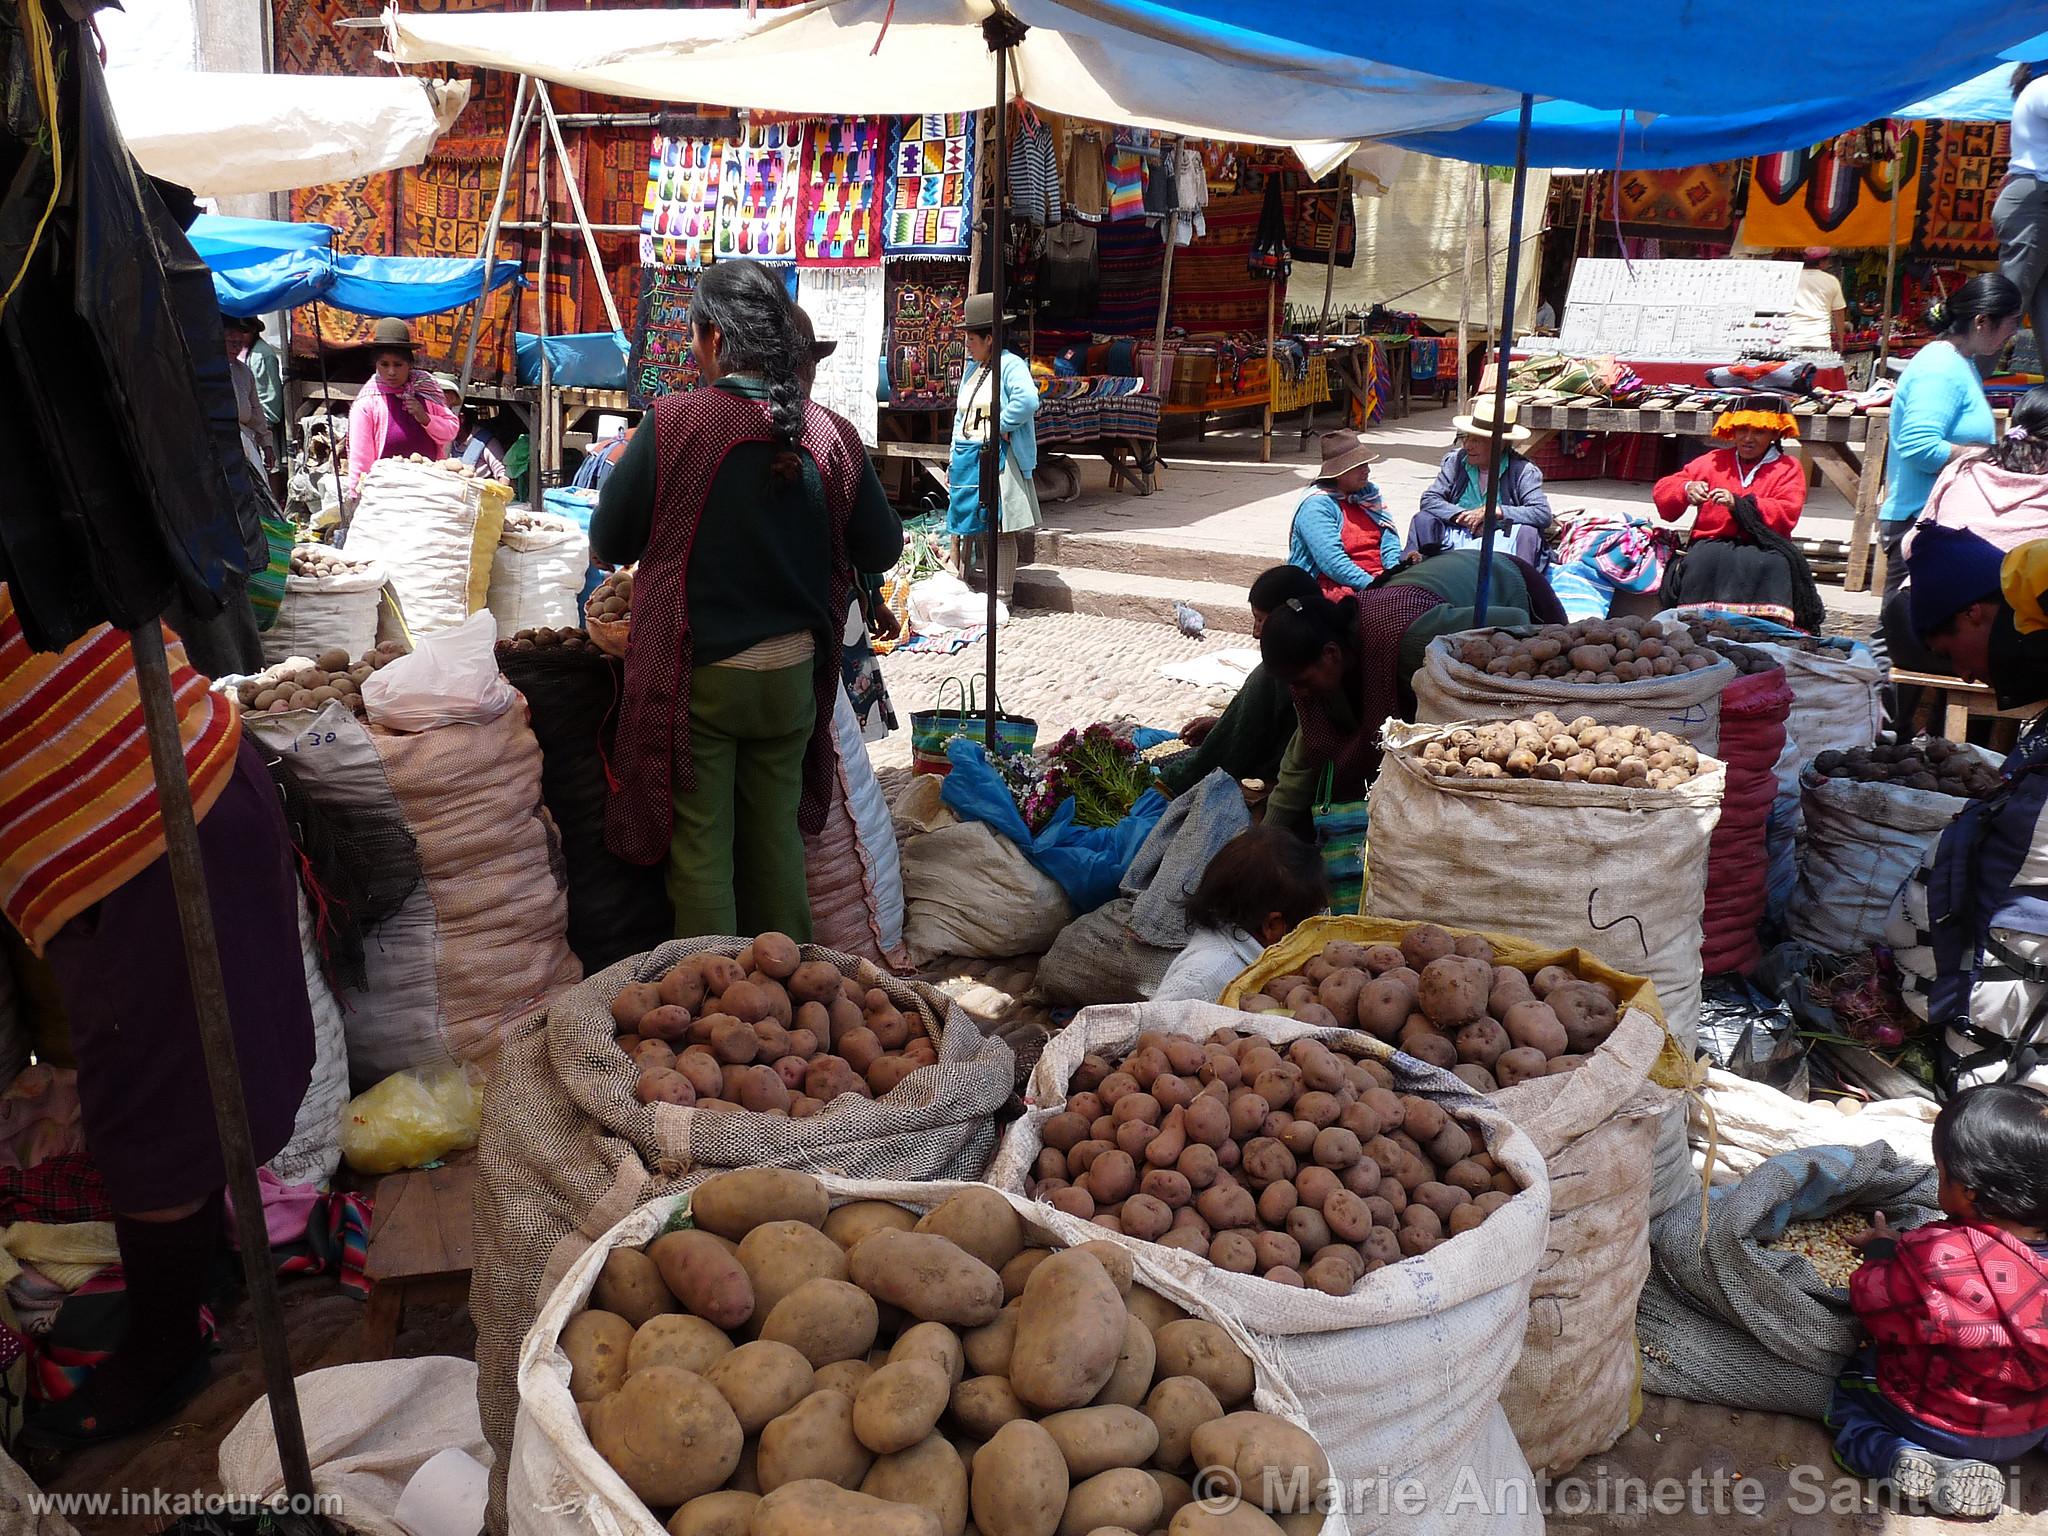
top-left (1547, 519), bottom-right (1669, 620)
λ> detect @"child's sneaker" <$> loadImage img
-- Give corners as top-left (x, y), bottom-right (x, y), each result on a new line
top-left (1889, 1448), bottom-right (2006, 1518)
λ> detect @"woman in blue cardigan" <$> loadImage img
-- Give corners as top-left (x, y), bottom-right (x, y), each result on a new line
top-left (1407, 396), bottom-right (1554, 568)
top-left (948, 293), bottom-right (1040, 600)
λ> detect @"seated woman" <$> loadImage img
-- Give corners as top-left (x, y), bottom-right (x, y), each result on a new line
top-left (1407, 398), bottom-right (1553, 568)
top-left (1258, 549), bottom-right (1567, 832)
top-left (1153, 825), bottom-right (1329, 1004)
top-left (1660, 492), bottom-right (1829, 633)
top-left (1652, 394), bottom-right (1807, 540)
top-left (1288, 430), bottom-right (1400, 597)
top-left (1162, 565), bottom-right (1320, 796)
top-left (1918, 385), bottom-right (2048, 554)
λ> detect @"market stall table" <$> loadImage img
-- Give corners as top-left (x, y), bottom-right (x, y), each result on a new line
top-left (360, 1157), bottom-right (475, 1360)
top-left (1034, 377), bottom-right (1162, 495)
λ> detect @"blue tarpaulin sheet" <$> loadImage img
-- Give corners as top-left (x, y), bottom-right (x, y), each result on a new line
top-left (189, 216), bottom-right (521, 319)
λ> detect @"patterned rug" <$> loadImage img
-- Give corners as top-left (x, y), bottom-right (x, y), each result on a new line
top-left (801, 117), bottom-right (886, 266)
top-left (1168, 194), bottom-right (1270, 333)
top-left (1089, 218), bottom-right (1166, 335)
top-left (1608, 163), bottom-right (1742, 239)
top-left (398, 136), bottom-right (509, 372)
top-left (885, 262), bottom-right (968, 410)
top-left (1914, 120), bottom-right (2010, 260)
top-left (1738, 130), bottom-right (1924, 250)
top-left (715, 121), bottom-right (803, 264)
top-left (286, 175), bottom-right (393, 356)
top-left (627, 264), bottom-right (700, 406)
top-left (884, 114), bottom-right (976, 257)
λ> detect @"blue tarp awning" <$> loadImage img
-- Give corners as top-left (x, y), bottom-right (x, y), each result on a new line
top-left (189, 215), bottom-right (521, 319)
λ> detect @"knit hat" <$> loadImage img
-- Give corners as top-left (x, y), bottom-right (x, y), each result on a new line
top-left (1713, 392), bottom-right (1800, 440)
top-left (1909, 523), bottom-right (2008, 638)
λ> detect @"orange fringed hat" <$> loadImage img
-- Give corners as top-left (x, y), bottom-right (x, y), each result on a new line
top-left (1713, 392), bottom-right (1800, 441)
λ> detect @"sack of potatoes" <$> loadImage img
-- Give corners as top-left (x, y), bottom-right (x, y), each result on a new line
top-left (498, 625), bottom-right (602, 657)
top-left (610, 933), bottom-right (943, 1116)
top-left (231, 642), bottom-right (409, 718)
top-left (1447, 615), bottom-right (1723, 686)
top-left (1809, 738), bottom-right (2001, 799)
top-left (547, 1170), bottom-right (1332, 1536)
top-left (287, 543), bottom-right (377, 581)
top-left (1418, 714), bottom-right (1703, 789)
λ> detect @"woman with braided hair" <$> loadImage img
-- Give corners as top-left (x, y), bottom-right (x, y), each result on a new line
top-left (593, 259), bottom-right (904, 938)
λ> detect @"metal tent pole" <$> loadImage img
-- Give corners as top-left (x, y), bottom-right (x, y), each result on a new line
top-left (1151, 138), bottom-right (1179, 397)
top-left (459, 75), bottom-right (535, 396)
top-left (1877, 149), bottom-right (1904, 373)
top-left (1471, 94), bottom-right (1536, 628)
top-left (538, 81), bottom-right (626, 336)
top-left (536, 94), bottom-right (558, 487)
top-left (126, 623), bottom-right (315, 1502)
top-left (981, 8), bottom-right (1027, 747)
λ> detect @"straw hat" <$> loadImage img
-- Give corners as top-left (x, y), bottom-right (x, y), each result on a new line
top-left (1313, 429), bottom-right (1378, 482)
top-left (1451, 396), bottom-right (1531, 444)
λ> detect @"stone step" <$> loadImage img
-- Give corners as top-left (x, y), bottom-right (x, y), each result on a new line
top-left (1009, 564), bottom-right (1253, 632)
top-left (1031, 527), bottom-right (1277, 590)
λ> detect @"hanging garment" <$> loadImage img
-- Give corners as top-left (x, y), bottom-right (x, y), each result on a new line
top-left (1168, 146), bottom-right (1210, 246)
top-left (1249, 172), bottom-right (1292, 281)
top-left (1105, 148), bottom-right (1148, 223)
top-left (1065, 129), bottom-right (1107, 222)
top-left (1041, 221), bottom-right (1101, 322)
top-left (1008, 116), bottom-right (1064, 227)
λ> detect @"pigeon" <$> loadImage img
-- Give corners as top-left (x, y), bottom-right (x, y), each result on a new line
top-left (1173, 602), bottom-right (1206, 638)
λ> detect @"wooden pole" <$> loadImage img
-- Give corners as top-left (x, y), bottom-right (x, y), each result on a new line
top-left (1262, 282), bottom-right (1277, 464)
top-left (981, 12), bottom-right (1027, 747)
top-left (1878, 149), bottom-right (1905, 373)
top-left (1457, 162), bottom-right (1477, 418)
top-left (459, 75), bottom-right (534, 396)
top-left (1151, 138), bottom-right (1178, 397)
top-left (127, 623), bottom-right (317, 1504)
top-left (1471, 94), bottom-right (1536, 627)
top-left (1317, 173), bottom-right (1346, 332)
top-left (538, 82), bottom-right (625, 336)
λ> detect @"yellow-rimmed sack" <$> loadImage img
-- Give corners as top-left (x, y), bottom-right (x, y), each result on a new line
top-left (1226, 914), bottom-right (1684, 1475)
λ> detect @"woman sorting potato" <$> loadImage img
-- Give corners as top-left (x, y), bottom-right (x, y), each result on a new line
top-left (593, 260), bottom-right (903, 939)
top-left (0, 589), bottom-right (315, 1445)
top-left (1256, 549), bottom-right (1566, 831)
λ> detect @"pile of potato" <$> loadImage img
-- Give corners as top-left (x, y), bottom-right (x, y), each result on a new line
top-left (402, 452), bottom-right (508, 488)
top-left (613, 935), bottom-right (939, 1115)
top-left (231, 642), bottom-right (407, 717)
top-left (287, 543), bottom-right (376, 581)
top-left (566, 1171), bottom-right (1330, 1536)
top-left (1701, 640), bottom-right (1779, 677)
top-left (589, 568), bottom-right (634, 624)
top-left (1812, 739), bottom-right (2002, 798)
top-left (500, 626), bottom-right (602, 655)
top-left (503, 507), bottom-right (572, 539)
top-left (1238, 928), bottom-right (1621, 1096)
top-left (1448, 615), bottom-right (1722, 685)
top-left (1416, 714), bottom-right (1703, 788)
top-left (1685, 616), bottom-right (1835, 654)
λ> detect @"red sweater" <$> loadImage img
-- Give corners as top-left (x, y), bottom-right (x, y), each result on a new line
top-left (1651, 448), bottom-right (1807, 540)
top-left (1850, 1220), bottom-right (2048, 1439)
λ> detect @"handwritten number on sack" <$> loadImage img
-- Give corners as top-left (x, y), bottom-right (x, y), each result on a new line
top-left (293, 729), bottom-right (339, 753)
top-left (1586, 888), bottom-right (1648, 958)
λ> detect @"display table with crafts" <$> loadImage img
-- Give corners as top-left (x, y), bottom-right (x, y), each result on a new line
top-left (1034, 376), bottom-right (1162, 495)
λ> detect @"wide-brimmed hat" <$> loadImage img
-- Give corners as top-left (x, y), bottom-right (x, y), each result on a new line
top-left (962, 292), bottom-right (998, 333)
top-left (1451, 396), bottom-right (1531, 444)
top-left (366, 317), bottom-right (417, 354)
top-left (432, 371), bottom-right (462, 398)
top-left (224, 313), bottom-right (264, 336)
top-left (1313, 429), bottom-right (1378, 481)
top-left (1713, 392), bottom-right (1800, 441)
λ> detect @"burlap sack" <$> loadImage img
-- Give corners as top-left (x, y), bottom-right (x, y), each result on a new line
top-left (260, 560), bottom-right (386, 667)
top-left (986, 1000), bottom-right (1551, 1536)
top-left (346, 460), bottom-right (511, 636)
top-left (1221, 916), bottom-right (1684, 1474)
top-left (267, 888), bottom-right (351, 1187)
top-left (472, 942), bottom-right (1014, 1535)
top-left (1411, 629), bottom-right (1735, 756)
top-left (1790, 768), bottom-right (1973, 955)
top-left (487, 512), bottom-right (588, 638)
top-left (900, 819), bottom-right (1071, 964)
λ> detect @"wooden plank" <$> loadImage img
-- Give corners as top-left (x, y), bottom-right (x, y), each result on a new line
top-left (1844, 412), bottom-right (1892, 592)
top-left (1808, 442), bottom-right (1863, 506)
top-left (365, 1160), bottom-right (475, 1283)
top-left (873, 441), bottom-right (951, 462)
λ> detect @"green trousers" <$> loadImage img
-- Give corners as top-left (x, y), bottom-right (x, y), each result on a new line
top-left (669, 660), bottom-right (816, 941)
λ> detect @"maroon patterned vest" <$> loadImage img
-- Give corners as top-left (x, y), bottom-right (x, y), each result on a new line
top-left (603, 386), bottom-right (866, 867)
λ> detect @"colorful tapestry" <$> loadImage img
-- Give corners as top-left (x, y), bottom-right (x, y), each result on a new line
top-left (1288, 186), bottom-right (1356, 268)
top-left (398, 136), bottom-right (511, 371)
top-left (1914, 120), bottom-right (2011, 260)
top-left (801, 117), bottom-right (885, 267)
top-left (1608, 162), bottom-right (1742, 239)
top-left (287, 174), bottom-right (394, 356)
top-left (1737, 128), bottom-right (1925, 250)
top-left (716, 121), bottom-right (803, 263)
top-left (1168, 194), bottom-right (1272, 333)
top-left (643, 132), bottom-right (727, 268)
top-left (628, 263), bottom-right (700, 407)
top-left (886, 262), bottom-right (968, 409)
top-left (884, 114), bottom-right (976, 257)
top-left (1089, 218), bottom-right (1166, 334)
top-left (803, 267), bottom-right (886, 445)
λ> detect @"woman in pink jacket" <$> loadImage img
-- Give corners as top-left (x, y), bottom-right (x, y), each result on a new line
top-left (344, 317), bottom-right (459, 493)
top-left (1917, 386), bottom-right (2048, 555)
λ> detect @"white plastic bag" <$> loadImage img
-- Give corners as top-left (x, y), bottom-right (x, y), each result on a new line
top-left (363, 612), bottom-right (518, 731)
top-left (907, 572), bottom-right (1006, 631)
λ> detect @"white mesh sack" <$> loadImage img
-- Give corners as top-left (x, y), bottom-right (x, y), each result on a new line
top-left (487, 511), bottom-right (589, 638)
top-left (345, 459), bottom-right (511, 637)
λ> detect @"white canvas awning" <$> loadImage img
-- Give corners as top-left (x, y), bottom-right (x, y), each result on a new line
top-left (108, 71), bottom-right (471, 197)
top-left (381, 0), bottom-right (1514, 148)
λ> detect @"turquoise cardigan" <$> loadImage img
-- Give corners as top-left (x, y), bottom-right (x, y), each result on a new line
top-left (951, 351), bottom-right (1039, 478)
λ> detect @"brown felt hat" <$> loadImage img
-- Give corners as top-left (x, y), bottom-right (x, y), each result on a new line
top-left (1313, 429), bottom-right (1378, 481)
top-left (368, 317), bottom-right (417, 354)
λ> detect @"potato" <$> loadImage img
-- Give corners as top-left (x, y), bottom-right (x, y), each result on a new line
top-left (1353, 977), bottom-right (1413, 1039)
top-left (703, 1340), bottom-right (815, 1433)
top-left (760, 1387), bottom-right (875, 1492)
top-left (1399, 924), bottom-right (1456, 969)
top-left (1059, 1468), bottom-right (1164, 1536)
top-left (1145, 1374), bottom-right (1223, 1471)
top-left (1075, 1239), bottom-right (1135, 1297)
top-left (1453, 1019), bottom-right (1509, 1069)
top-left (1151, 1470), bottom-right (1196, 1525)
top-left (850, 1229), bottom-right (1004, 1327)
top-left (1154, 1320), bottom-right (1254, 1408)
top-left (1189, 1412), bottom-right (1329, 1513)
top-left (1493, 1046), bottom-right (1550, 1087)
top-left (753, 931), bottom-right (801, 979)
top-left (666, 1489), bottom-right (759, 1536)
top-left (1127, 1287), bottom-right (1191, 1337)
top-left (648, 1230), bottom-right (754, 1329)
top-left (1012, 1249), bottom-right (1129, 1411)
top-left (738, 1219), bottom-right (852, 1327)
top-left (854, 1358), bottom-right (953, 1454)
top-left (1039, 1403), bottom-right (1161, 1478)
top-left (1313, 968), bottom-right (1367, 1026)
top-left (593, 1248), bottom-right (678, 1328)
top-left (1453, 933), bottom-right (1496, 964)
top-left (1501, 999), bottom-right (1569, 1057)
top-left (1169, 1503), bottom-right (1286, 1536)
top-left (863, 1434), bottom-right (970, 1536)
top-left (972, 1419), bottom-right (1070, 1536)
top-left (562, 1310), bottom-right (634, 1401)
top-left (889, 1320), bottom-right (966, 1388)
top-left (1547, 981), bottom-right (1620, 1051)
top-left (951, 1373), bottom-right (1030, 1438)
top-left (1531, 964), bottom-right (1576, 997)
top-left (817, 1358), bottom-right (876, 1396)
top-left (754, 1479), bottom-right (941, 1536)
top-left (588, 1366), bottom-right (742, 1506)
top-left (760, 1277), bottom-right (880, 1366)
top-left (1417, 956), bottom-right (1490, 1028)
top-left (1090, 1311), bottom-right (1158, 1408)
top-left (691, 1168), bottom-right (829, 1239)
top-left (628, 1312), bottom-right (735, 1378)
top-left (611, 982), bottom-right (662, 1031)
top-left (916, 1187), bottom-right (1026, 1274)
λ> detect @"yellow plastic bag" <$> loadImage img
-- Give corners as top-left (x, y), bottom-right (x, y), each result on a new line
top-left (341, 1062), bottom-right (485, 1176)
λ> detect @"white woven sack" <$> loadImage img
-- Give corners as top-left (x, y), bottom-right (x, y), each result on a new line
top-left (260, 564), bottom-right (386, 668)
top-left (220, 1357), bottom-right (489, 1536)
top-left (488, 514), bottom-right (589, 639)
top-left (825, 686), bottom-right (906, 963)
top-left (1412, 630), bottom-right (1735, 756)
top-left (988, 1000), bottom-right (1551, 1536)
top-left (1689, 1068), bottom-right (1936, 1180)
top-left (901, 819), bottom-right (1071, 964)
top-left (1789, 769), bottom-right (1971, 955)
top-left (268, 887), bottom-right (352, 1187)
top-left (1753, 640), bottom-right (1883, 780)
top-left (346, 460), bottom-right (509, 636)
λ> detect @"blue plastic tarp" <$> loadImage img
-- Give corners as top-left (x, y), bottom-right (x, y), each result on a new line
top-left (325, 254), bottom-right (522, 318)
top-left (191, 215), bottom-right (521, 319)
top-left (939, 740), bottom-right (1167, 915)
top-left (187, 214), bottom-right (335, 264)
top-left (1130, 0), bottom-right (2044, 118)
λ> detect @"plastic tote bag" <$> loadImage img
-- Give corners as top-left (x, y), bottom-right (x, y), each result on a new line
top-left (909, 676), bottom-right (1036, 776)
top-left (248, 511), bottom-right (296, 632)
top-left (363, 612), bottom-right (519, 732)
top-left (1313, 765), bottom-right (1368, 917)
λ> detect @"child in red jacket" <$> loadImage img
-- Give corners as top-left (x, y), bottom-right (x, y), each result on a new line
top-left (1829, 1083), bottom-right (2048, 1518)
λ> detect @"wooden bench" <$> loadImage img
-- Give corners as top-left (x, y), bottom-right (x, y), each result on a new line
top-left (359, 1158), bottom-right (475, 1359)
top-left (1893, 669), bottom-right (2029, 752)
